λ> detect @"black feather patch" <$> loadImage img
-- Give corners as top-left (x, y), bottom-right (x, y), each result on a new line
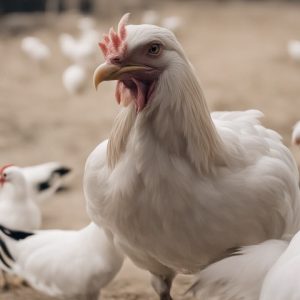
top-left (0, 224), bottom-right (34, 240)
top-left (53, 166), bottom-right (71, 177)
top-left (0, 251), bottom-right (11, 269)
top-left (37, 181), bottom-right (51, 192)
top-left (0, 238), bottom-right (14, 261)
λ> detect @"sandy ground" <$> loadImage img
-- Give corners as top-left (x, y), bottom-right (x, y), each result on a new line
top-left (0, 1), bottom-right (300, 299)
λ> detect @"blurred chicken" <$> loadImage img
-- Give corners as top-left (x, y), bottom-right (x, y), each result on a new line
top-left (287, 40), bottom-right (300, 61)
top-left (62, 64), bottom-right (87, 95)
top-left (0, 222), bottom-right (124, 300)
top-left (59, 19), bottom-right (99, 68)
top-left (60, 17), bottom-right (99, 94)
top-left (78, 16), bottom-right (96, 33)
top-left (21, 37), bottom-right (50, 65)
top-left (87, 14), bottom-right (300, 299)
top-left (0, 165), bottom-right (33, 290)
top-left (292, 121), bottom-right (300, 145)
top-left (0, 165), bottom-right (41, 231)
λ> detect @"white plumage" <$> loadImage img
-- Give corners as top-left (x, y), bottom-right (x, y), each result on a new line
top-left (0, 222), bottom-right (124, 300)
top-left (259, 231), bottom-right (300, 299)
top-left (87, 17), bottom-right (300, 299)
top-left (292, 121), bottom-right (300, 145)
top-left (288, 40), bottom-right (300, 61)
top-left (190, 239), bottom-right (288, 300)
top-left (0, 166), bottom-right (41, 231)
top-left (21, 37), bottom-right (50, 64)
top-left (62, 64), bottom-right (87, 95)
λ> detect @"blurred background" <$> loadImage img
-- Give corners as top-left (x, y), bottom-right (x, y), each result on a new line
top-left (0, 0), bottom-right (300, 299)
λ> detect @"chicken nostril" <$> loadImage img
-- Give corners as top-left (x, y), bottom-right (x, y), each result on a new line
top-left (110, 57), bottom-right (122, 65)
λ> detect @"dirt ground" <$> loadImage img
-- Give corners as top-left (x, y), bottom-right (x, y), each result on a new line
top-left (1, 1), bottom-right (300, 299)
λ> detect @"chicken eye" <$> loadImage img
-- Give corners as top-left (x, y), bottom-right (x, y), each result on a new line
top-left (148, 43), bottom-right (161, 56)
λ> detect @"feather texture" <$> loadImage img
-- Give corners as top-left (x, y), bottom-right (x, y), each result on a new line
top-left (0, 223), bottom-right (123, 300)
top-left (260, 231), bottom-right (300, 300)
top-left (190, 239), bottom-right (287, 300)
top-left (86, 22), bottom-right (300, 296)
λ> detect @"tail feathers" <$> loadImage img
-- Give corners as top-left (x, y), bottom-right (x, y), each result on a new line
top-left (36, 166), bottom-right (71, 193)
top-left (0, 224), bottom-right (34, 241)
top-left (0, 237), bottom-right (14, 271)
top-left (53, 166), bottom-right (72, 177)
top-left (0, 238), bottom-right (14, 261)
top-left (189, 240), bottom-right (288, 300)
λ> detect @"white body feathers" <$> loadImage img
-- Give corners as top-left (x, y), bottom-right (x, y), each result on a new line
top-left (85, 23), bottom-right (300, 288)
top-left (85, 108), bottom-right (300, 276)
top-left (0, 223), bottom-right (123, 300)
top-left (191, 239), bottom-right (288, 300)
top-left (260, 231), bottom-right (300, 300)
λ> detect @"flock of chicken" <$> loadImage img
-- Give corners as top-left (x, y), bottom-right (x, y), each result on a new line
top-left (1, 12), bottom-right (300, 300)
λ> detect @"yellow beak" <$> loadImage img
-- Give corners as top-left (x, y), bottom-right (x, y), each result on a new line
top-left (93, 63), bottom-right (151, 90)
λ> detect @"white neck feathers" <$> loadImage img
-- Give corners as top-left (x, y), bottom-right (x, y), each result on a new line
top-left (108, 60), bottom-right (227, 173)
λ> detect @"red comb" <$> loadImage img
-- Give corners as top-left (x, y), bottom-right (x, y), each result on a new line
top-left (0, 164), bottom-right (14, 174)
top-left (99, 13), bottom-right (130, 59)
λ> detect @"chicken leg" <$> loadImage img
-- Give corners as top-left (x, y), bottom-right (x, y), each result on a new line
top-left (151, 274), bottom-right (174, 300)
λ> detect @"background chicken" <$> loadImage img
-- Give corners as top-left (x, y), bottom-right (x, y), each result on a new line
top-left (0, 165), bottom-right (41, 231)
top-left (0, 222), bottom-right (123, 300)
top-left (288, 40), bottom-right (300, 62)
top-left (21, 37), bottom-right (50, 66)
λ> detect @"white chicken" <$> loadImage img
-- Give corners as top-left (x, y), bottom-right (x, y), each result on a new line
top-left (287, 40), bottom-right (300, 61)
top-left (0, 222), bottom-right (124, 300)
top-left (0, 162), bottom-right (71, 205)
top-left (59, 26), bottom-right (99, 68)
top-left (86, 14), bottom-right (300, 299)
top-left (0, 165), bottom-right (41, 231)
top-left (62, 64), bottom-right (87, 95)
top-left (292, 121), bottom-right (300, 145)
top-left (21, 37), bottom-right (50, 65)
top-left (0, 164), bottom-right (45, 290)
